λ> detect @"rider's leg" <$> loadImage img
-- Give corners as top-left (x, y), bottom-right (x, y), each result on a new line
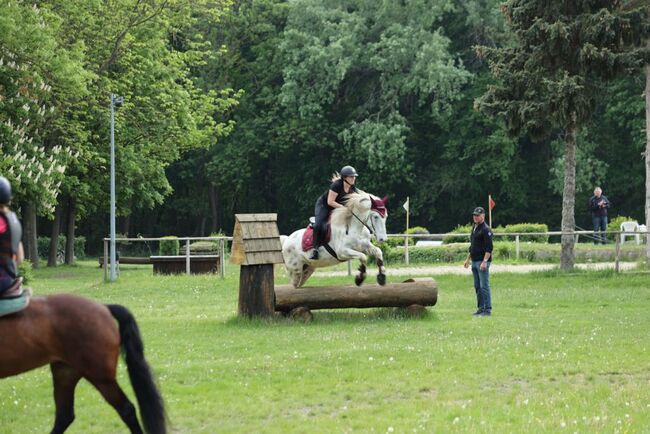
top-left (312, 198), bottom-right (329, 259)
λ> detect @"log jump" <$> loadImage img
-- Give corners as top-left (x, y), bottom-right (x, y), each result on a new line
top-left (274, 277), bottom-right (438, 317)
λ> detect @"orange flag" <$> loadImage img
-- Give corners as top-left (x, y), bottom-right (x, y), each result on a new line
top-left (489, 196), bottom-right (496, 211)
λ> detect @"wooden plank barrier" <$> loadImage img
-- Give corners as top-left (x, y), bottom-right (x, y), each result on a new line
top-left (274, 277), bottom-right (437, 313)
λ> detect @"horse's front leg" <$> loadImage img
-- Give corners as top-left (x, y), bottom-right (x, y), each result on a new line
top-left (339, 249), bottom-right (368, 286)
top-left (364, 242), bottom-right (387, 285)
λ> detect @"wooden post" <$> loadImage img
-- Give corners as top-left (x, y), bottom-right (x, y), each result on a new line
top-left (185, 239), bottom-right (191, 275)
top-left (515, 235), bottom-right (520, 260)
top-left (219, 238), bottom-right (226, 278)
top-left (615, 233), bottom-right (621, 273)
top-left (238, 264), bottom-right (275, 317)
top-left (230, 214), bottom-right (284, 318)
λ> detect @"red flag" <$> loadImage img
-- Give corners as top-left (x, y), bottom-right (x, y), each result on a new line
top-left (489, 196), bottom-right (496, 211)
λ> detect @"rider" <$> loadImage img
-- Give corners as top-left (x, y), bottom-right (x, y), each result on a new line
top-left (311, 165), bottom-right (359, 260)
top-left (0, 176), bottom-right (24, 297)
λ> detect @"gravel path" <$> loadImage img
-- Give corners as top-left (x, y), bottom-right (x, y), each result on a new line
top-left (315, 262), bottom-right (639, 277)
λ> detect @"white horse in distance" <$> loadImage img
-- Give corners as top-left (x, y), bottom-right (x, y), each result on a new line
top-left (281, 192), bottom-right (388, 288)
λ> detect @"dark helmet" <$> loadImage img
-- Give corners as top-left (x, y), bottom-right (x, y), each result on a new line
top-left (340, 166), bottom-right (358, 178)
top-left (0, 176), bottom-right (11, 205)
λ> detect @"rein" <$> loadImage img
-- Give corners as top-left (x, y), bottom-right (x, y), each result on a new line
top-left (350, 209), bottom-right (375, 235)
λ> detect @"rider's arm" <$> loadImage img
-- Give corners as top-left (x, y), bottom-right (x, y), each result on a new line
top-left (327, 190), bottom-right (344, 208)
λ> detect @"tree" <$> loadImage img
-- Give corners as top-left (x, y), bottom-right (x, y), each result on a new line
top-left (477, 0), bottom-right (648, 269)
top-left (0, 1), bottom-right (86, 266)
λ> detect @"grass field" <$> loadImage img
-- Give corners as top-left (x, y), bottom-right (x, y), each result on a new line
top-left (1, 261), bottom-right (649, 433)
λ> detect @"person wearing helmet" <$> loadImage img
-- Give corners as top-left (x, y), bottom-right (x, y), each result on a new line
top-left (311, 166), bottom-right (359, 260)
top-left (0, 176), bottom-right (24, 297)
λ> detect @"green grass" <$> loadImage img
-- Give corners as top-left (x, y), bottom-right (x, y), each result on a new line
top-left (1, 261), bottom-right (649, 433)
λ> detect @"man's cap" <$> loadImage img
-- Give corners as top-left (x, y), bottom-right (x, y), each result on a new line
top-left (472, 206), bottom-right (485, 215)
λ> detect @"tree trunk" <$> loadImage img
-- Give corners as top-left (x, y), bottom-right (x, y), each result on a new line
top-left (274, 279), bottom-right (438, 312)
top-left (560, 112), bottom-right (578, 270)
top-left (64, 196), bottom-right (76, 265)
top-left (645, 57), bottom-right (650, 264)
top-left (210, 184), bottom-right (219, 233)
top-left (23, 202), bottom-right (39, 268)
top-left (47, 201), bottom-right (64, 267)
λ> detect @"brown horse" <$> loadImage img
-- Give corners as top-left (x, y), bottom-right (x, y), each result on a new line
top-left (0, 294), bottom-right (166, 434)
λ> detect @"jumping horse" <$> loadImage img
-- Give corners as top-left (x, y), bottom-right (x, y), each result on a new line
top-left (0, 293), bottom-right (166, 434)
top-left (281, 192), bottom-right (388, 288)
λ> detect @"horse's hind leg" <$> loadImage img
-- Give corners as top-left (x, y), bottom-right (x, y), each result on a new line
top-left (90, 379), bottom-right (143, 434)
top-left (298, 266), bottom-right (315, 287)
top-left (50, 362), bottom-right (81, 434)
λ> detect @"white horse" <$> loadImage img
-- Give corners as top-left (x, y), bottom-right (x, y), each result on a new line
top-left (281, 192), bottom-right (388, 288)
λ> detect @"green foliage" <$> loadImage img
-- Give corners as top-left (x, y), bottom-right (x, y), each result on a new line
top-left (607, 215), bottom-right (638, 242)
top-left (17, 260), bottom-right (33, 285)
top-left (37, 236), bottom-right (86, 260)
top-left (159, 236), bottom-right (180, 256)
top-left (442, 224), bottom-right (473, 244)
top-left (406, 226), bottom-right (431, 245)
top-left (503, 223), bottom-right (549, 243)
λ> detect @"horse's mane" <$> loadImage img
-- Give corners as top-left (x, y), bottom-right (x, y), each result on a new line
top-left (331, 191), bottom-right (370, 227)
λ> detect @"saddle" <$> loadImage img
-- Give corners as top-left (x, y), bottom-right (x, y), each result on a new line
top-left (0, 278), bottom-right (32, 318)
top-left (301, 217), bottom-right (331, 252)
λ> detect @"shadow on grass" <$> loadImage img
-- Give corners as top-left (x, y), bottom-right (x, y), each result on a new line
top-left (224, 307), bottom-right (438, 327)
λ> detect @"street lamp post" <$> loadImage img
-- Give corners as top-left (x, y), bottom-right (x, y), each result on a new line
top-left (109, 93), bottom-right (123, 282)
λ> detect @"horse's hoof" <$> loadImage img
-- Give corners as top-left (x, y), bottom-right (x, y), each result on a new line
top-left (355, 274), bottom-right (366, 286)
top-left (377, 273), bottom-right (386, 286)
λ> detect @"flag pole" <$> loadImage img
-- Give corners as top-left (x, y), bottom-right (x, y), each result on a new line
top-left (405, 196), bottom-right (410, 265)
top-left (488, 194), bottom-right (493, 227)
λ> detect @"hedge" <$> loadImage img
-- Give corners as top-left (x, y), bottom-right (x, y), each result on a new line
top-left (159, 236), bottom-right (180, 256)
top-left (383, 241), bottom-right (645, 264)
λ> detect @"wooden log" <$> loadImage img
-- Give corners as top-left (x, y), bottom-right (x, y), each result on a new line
top-left (274, 278), bottom-right (437, 312)
top-left (238, 264), bottom-right (275, 317)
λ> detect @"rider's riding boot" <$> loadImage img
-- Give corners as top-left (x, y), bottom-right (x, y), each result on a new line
top-left (310, 248), bottom-right (319, 260)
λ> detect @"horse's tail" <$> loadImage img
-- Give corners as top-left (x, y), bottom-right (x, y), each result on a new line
top-left (107, 304), bottom-right (167, 434)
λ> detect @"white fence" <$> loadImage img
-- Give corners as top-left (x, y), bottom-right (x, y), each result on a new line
top-left (388, 230), bottom-right (648, 272)
top-left (102, 236), bottom-right (232, 281)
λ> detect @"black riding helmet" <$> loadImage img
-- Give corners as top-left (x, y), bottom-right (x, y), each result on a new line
top-left (0, 176), bottom-right (11, 205)
top-left (340, 166), bottom-right (358, 178)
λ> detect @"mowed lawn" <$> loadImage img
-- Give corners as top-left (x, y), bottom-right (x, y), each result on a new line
top-left (1, 261), bottom-right (649, 433)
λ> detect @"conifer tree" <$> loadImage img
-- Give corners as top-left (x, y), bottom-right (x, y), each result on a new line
top-left (477, 0), bottom-right (649, 269)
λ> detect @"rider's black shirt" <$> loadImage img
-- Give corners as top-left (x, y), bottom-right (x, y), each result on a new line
top-left (322, 179), bottom-right (357, 210)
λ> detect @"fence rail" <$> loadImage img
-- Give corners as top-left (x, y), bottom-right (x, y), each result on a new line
top-left (386, 230), bottom-right (648, 272)
top-left (102, 236), bottom-right (232, 280)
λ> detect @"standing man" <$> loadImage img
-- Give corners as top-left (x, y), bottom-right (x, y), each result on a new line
top-left (0, 176), bottom-right (24, 297)
top-left (588, 187), bottom-right (610, 244)
top-left (463, 206), bottom-right (493, 316)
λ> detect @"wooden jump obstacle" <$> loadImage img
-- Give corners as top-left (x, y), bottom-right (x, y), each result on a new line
top-left (230, 213), bottom-right (284, 318)
top-left (274, 277), bottom-right (438, 318)
top-left (231, 214), bottom-right (438, 319)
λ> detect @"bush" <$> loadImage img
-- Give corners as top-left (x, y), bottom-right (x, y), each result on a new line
top-left (159, 236), bottom-right (180, 256)
top-left (503, 223), bottom-right (549, 243)
top-left (406, 226), bottom-right (430, 245)
top-left (384, 244), bottom-right (469, 263)
top-left (607, 216), bottom-right (637, 242)
top-left (18, 260), bottom-right (33, 285)
top-left (37, 235), bottom-right (86, 261)
top-left (442, 224), bottom-right (472, 244)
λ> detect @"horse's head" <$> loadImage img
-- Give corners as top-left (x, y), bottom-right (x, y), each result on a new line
top-left (369, 195), bottom-right (388, 242)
